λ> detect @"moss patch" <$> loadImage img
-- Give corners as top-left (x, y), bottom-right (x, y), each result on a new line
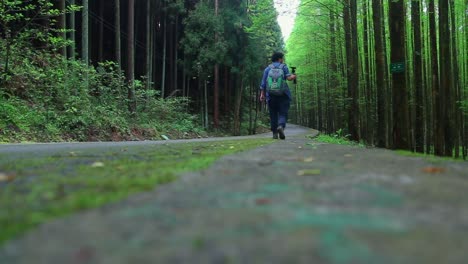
top-left (312, 134), bottom-right (363, 147)
top-left (0, 139), bottom-right (273, 244)
top-left (395, 150), bottom-right (465, 162)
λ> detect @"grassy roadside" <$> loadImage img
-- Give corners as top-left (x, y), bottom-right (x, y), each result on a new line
top-left (313, 134), bottom-right (464, 162)
top-left (0, 138), bottom-right (273, 244)
top-left (312, 134), bottom-right (364, 146)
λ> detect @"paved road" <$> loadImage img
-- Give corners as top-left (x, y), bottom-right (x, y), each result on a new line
top-left (0, 125), bottom-right (306, 156)
top-left (1, 125), bottom-right (468, 264)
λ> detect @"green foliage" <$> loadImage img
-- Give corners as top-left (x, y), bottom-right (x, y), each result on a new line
top-left (395, 149), bottom-right (465, 162)
top-left (0, 40), bottom-right (200, 142)
top-left (286, 0), bottom-right (343, 129)
top-left (314, 133), bottom-right (363, 146)
top-left (181, 2), bottom-right (228, 77)
top-left (245, 0), bottom-right (284, 55)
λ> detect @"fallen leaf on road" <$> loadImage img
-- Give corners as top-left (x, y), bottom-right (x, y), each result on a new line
top-left (75, 246), bottom-right (95, 262)
top-left (0, 172), bottom-right (15, 182)
top-left (90, 162), bottom-right (105, 168)
top-left (422, 167), bottom-right (446, 174)
top-left (255, 198), bottom-right (271, 205)
top-left (298, 146), bottom-right (303, 149)
top-left (297, 169), bottom-right (321, 176)
top-left (303, 157), bottom-right (315, 162)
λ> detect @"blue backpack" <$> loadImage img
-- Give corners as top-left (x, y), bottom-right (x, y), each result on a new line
top-left (266, 64), bottom-right (287, 96)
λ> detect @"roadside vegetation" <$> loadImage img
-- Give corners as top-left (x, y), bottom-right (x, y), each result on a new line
top-left (0, 0), bottom-right (282, 143)
top-left (287, 0), bottom-right (467, 159)
top-left (313, 131), bottom-right (463, 161)
top-left (0, 53), bottom-right (201, 142)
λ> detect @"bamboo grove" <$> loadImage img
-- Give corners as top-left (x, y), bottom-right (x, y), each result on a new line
top-left (0, 0), bottom-right (283, 137)
top-left (287, 0), bottom-right (467, 158)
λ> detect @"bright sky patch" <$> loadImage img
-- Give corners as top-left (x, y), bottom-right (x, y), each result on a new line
top-left (273, 0), bottom-right (300, 41)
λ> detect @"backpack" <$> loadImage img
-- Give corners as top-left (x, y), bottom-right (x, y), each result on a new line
top-left (266, 64), bottom-right (287, 96)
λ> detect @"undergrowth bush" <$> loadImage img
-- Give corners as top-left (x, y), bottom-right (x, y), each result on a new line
top-left (0, 41), bottom-right (201, 142)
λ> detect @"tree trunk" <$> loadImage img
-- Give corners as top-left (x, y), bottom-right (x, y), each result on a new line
top-left (69, 0), bottom-right (76, 59)
top-left (412, 0), bottom-right (424, 152)
top-left (58, 0), bottom-right (66, 57)
top-left (204, 80), bottom-right (209, 129)
top-left (174, 14), bottom-right (179, 94)
top-left (161, 13), bottom-right (167, 98)
top-left (329, 8), bottom-right (337, 134)
top-left (389, 0), bottom-right (410, 150)
top-left (428, 0), bottom-right (442, 155)
top-left (127, 0), bottom-right (136, 114)
top-left (344, 0), bottom-right (360, 141)
top-left (249, 81), bottom-right (253, 134)
top-left (449, 0), bottom-right (461, 158)
top-left (372, 0), bottom-right (388, 148)
top-left (146, 0), bottom-right (152, 91)
top-left (464, 0), bottom-right (468, 159)
top-left (98, 0), bottom-right (104, 62)
top-left (363, 0), bottom-right (372, 144)
top-left (439, 0), bottom-right (454, 156)
top-left (254, 83), bottom-right (259, 134)
top-left (234, 71), bottom-right (244, 136)
top-left (82, 0), bottom-right (89, 65)
top-left (224, 66), bottom-right (229, 114)
top-left (115, 0), bottom-right (122, 70)
top-left (213, 0), bottom-right (220, 129)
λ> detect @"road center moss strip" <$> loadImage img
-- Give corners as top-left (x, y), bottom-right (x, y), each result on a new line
top-left (0, 138), bottom-right (273, 244)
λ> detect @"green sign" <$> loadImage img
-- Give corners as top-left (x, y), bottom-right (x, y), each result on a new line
top-left (390, 62), bottom-right (406, 73)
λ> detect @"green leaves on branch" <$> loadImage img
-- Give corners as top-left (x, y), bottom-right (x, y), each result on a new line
top-left (181, 2), bottom-right (227, 77)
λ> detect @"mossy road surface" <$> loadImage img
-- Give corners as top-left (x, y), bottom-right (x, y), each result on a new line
top-left (1, 125), bottom-right (468, 264)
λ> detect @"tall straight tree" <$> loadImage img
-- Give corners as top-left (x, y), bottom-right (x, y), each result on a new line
top-left (438, 0), bottom-right (454, 156)
top-left (127, 0), bottom-right (136, 114)
top-left (362, 0), bottom-right (372, 143)
top-left (412, 0), bottom-right (424, 152)
top-left (429, 0), bottom-right (442, 155)
top-left (69, 0), bottom-right (76, 59)
top-left (328, 8), bottom-right (338, 134)
top-left (161, 11), bottom-right (167, 98)
top-left (98, 0), bottom-right (104, 62)
top-left (146, 0), bottom-right (152, 91)
top-left (115, 0), bottom-right (122, 70)
top-left (214, 0), bottom-right (220, 129)
top-left (344, 0), bottom-right (360, 141)
top-left (372, 0), bottom-right (388, 148)
top-left (449, 0), bottom-right (463, 158)
top-left (389, 0), bottom-right (410, 150)
top-left (58, 0), bottom-right (66, 57)
top-left (82, 0), bottom-right (89, 65)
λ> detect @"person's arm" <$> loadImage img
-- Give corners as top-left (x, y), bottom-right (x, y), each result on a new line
top-left (283, 64), bottom-right (297, 81)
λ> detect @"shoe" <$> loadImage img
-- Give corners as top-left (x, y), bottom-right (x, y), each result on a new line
top-left (273, 132), bottom-right (279, 139)
top-left (277, 126), bottom-right (285, 140)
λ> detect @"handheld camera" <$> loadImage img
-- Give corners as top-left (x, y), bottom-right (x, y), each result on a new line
top-left (291, 67), bottom-right (297, 84)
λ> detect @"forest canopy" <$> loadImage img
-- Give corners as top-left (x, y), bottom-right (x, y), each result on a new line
top-left (1, 0), bottom-right (466, 159)
top-left (0, 0), bottom-right (283, 141)
top-left (287, 0), bottom-right (467, 158)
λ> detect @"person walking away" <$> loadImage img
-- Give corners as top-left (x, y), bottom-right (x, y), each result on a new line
top-left (260, 52), bottom-right (297, 139)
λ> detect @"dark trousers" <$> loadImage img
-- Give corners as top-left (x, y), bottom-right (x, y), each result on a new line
top-left (268, 95), bottom-right (290, 132)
